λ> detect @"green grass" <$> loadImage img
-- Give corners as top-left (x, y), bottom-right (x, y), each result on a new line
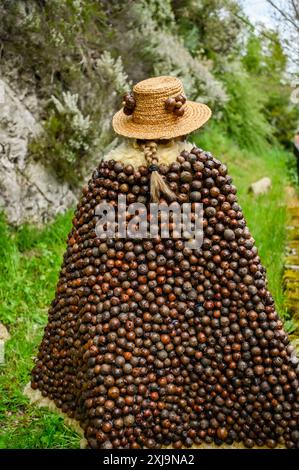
top-left (0, 211), bottom-right (81, 448)
top-left (0, 129), bottom-right (292, 448)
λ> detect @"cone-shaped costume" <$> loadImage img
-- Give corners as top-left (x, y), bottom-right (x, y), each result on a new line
top-left (28, 140), bottom-right (299, 449)
top-left (28, 76), bottom-right (299, 449)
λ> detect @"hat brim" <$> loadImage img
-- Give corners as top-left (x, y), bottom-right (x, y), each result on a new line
top-left (112, 101), bottom-right (212, 140)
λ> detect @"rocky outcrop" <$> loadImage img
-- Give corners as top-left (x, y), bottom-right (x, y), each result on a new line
top-left (0, 77), bottom-right (76, 226)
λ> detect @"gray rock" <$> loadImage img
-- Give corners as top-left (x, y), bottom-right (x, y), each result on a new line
top-left (0, 323), bottom-right (10, 342)
top-left (0, 77), bottom-right (76, 225)
top-left (249, 177), bottom-right (271, 196)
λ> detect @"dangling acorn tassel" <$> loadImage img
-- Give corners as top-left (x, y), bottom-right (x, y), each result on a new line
top-left (149, 165), bottom-right (176, 202)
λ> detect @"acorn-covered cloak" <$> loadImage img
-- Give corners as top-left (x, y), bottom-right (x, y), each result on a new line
top-left (26, 140), bottom-right (299, 449)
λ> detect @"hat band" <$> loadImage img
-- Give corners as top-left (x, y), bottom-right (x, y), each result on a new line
top-left (132, 109), bottom-right (183, 126)
top-left (128, 80), bottom-right (184, 126)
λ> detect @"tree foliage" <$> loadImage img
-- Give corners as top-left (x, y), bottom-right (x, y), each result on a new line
top-left (0, 0), bottom-right (298, 184)
top-left (266, 0), bottom-right (299, 66)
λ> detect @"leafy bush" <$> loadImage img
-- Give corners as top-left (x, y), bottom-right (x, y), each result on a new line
top-left (30, 92), bottom-right (94, 186)
top-left (220, 63), bottom-right (273, 150)
top-left (105, 0), bottom-right (228, 108)
top-left (29, 49), bottom-right (130, 185)
top-left (242, 32), bottom-right (299, 149)
top-left (172, 0), bottom-right (243, 62)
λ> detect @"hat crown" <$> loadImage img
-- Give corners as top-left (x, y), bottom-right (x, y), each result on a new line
top-left (132, 76), bottom-right (184, 126)
top-left (134, 76), bottom-right (183, 94)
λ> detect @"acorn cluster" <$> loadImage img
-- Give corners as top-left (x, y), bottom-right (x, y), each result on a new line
top-left (123, 92), bottom-right (136, 116)
top-left (165, 94), bottom-right (186, 116)
top-left (31, 146), bottom-right (299, 449)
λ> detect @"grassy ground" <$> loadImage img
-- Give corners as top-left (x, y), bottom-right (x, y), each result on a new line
top-left (0, 129), bottom-right (292, 448)
top-left (0, 211), bottom-right (80, 448)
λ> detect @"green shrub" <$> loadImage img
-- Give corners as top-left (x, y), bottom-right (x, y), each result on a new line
top-left (30, 92), bottom-right (95, 186)
top-left (219, 63), bottom-right (273, 150)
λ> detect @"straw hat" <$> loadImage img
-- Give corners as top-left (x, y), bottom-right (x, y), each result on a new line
top-left (112, 76), bottom-right (212, 140)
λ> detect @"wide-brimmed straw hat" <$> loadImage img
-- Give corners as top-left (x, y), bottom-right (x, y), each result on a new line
top-left (112, 76), bottom-right (212, 140)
